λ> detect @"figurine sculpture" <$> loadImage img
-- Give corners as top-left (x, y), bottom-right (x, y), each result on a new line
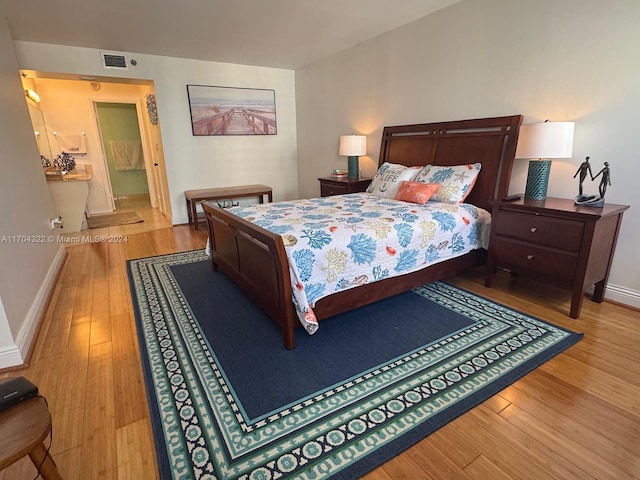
top-left (574, 156), bottom-right (610, 207)
top-left (573, 156), bottom-right (593, 196)
top-left (593, 161), bottom-right (611, 199)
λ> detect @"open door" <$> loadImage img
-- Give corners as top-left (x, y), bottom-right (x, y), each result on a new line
top-left (95, 102), bottom-right (151, 209)
top-left (142, 97), bottom-right (171, 217)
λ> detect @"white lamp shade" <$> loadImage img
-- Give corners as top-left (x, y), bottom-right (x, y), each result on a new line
top-left (515, 121), bottom-right (575, 159)
top-left (339, 135), bottom-right (366, 156)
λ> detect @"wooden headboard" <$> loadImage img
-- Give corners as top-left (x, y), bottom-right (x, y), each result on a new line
top-left (378, 115), bottom-right (523, 211)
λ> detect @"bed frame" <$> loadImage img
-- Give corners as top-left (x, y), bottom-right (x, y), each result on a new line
top-left (203, 115), bottom-right (523, 349)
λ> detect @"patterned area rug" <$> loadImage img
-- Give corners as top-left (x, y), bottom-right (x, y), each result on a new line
top-left (86, 211), bottom-right (143, 228)
top-left (127, 250), bottom-right (582, 480)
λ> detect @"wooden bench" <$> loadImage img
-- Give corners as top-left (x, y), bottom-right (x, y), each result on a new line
top-left (185, 184), bottom-right (273, 230)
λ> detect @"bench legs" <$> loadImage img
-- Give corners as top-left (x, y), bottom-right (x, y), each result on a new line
top-left (258, 192), bottom-right (273, 204)
top-left (186, 198), bottom-right (201, 230)
top-left (186, 198), bottom-right (193, 226)
top-left (193, 200), bottom-right (200, 230)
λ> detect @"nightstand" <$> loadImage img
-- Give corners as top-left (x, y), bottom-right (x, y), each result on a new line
top-left (484, 197), bottom-right (629, 318)
top-left (318, 177), bottom-right (371, 197)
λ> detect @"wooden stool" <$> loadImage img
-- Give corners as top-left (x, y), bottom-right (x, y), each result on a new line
top-left (185, 184), bottom-right (273, 230)
top-left (0, 397), bottom-right (62, 479)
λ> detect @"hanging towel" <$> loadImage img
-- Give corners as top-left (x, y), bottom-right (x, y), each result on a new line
top-left (57, 134), bottom-right (87, 154)
top-left (110, 140), bottom-right (144, 171)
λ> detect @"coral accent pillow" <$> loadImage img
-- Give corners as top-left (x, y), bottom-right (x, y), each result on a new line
top-left (414, 163), bottom-right (481, 203)
top-left (366, 162), bottom-right (423, 198)
top-left (394, 181), bottom-right (441, 205)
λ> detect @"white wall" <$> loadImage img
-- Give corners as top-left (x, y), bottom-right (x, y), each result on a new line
top-left (0, 18), bottom-right (65, 367)
top-left (295, 0), bottom-right (640, 306)
top-left (14, 42), bottom-right (299, 224)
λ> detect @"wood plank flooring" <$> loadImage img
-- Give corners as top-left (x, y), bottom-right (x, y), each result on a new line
top-left (1, 225), bottom-right (639, 479)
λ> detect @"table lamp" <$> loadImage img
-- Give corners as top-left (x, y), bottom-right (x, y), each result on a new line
top-left (339, 134), bottom-right (366, 179)
top-left (515, 120), bottom-right (575, 201)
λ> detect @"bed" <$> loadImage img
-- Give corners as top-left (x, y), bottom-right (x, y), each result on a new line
top-left (203, 115), bottom-right (523, 349)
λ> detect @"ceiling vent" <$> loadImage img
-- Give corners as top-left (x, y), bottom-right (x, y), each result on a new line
top-left (101, 51), bottom-right (129, 70)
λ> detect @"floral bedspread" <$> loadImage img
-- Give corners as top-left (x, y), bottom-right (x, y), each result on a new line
top-left (228, 193), bottom-right (491, 334)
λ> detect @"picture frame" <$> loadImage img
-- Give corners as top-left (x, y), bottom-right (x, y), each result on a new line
top-left (186, 84), bottom-right (277, 136)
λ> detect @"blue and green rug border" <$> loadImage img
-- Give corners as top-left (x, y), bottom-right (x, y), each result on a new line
top-left (127, 249), bottom-right (583, 480)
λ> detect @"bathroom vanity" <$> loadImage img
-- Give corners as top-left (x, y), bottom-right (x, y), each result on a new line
top-left (45, 165), bottom-right (93, 232)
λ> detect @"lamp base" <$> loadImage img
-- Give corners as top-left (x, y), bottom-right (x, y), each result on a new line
top-left (347, 156), bottom-right (359, 179)
top-left (524, 159), bottom-right (551, 201)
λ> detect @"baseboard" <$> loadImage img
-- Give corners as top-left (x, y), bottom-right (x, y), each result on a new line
top-left (604, 283), bottom-right (640, 311)
top-left (0, 245), bottom-right (67, 370)
top-left (0, 345), bottom-right (24, 370)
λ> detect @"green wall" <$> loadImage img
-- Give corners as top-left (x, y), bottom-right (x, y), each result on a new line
top-left (96, 102), bottom-right (149, 197)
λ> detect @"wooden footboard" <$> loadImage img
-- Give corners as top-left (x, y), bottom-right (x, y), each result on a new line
top-left (203, 202), bottom-right (298, 348)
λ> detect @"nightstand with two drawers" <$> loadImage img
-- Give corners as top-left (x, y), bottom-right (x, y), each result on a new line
top-left (318, 177), bottom-right (371, 197)
top-left (484, 197), bottom-right (629, 318)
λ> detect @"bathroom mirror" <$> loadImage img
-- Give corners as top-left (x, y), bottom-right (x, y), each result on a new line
top-left (26, 99), bottom-right (53, 164)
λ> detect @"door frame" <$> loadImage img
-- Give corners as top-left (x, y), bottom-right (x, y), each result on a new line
top-left (90, 96), bottom-right (165, 214)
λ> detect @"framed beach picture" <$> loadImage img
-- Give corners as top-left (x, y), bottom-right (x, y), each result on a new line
top-left (187, 85), bottom-right (277, 136)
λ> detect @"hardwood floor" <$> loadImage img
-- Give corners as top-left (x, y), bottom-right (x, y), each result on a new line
top-left (1, 225), bottom-right (639, 479)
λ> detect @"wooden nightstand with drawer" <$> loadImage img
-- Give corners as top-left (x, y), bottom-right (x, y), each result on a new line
top-left (318, 177), bottom-right (371, 197)
top-left (484, 197), bottom-right (629, 318)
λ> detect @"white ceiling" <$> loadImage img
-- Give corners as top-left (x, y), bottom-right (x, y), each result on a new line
top-left (5, 0), bottom-right (461, 69)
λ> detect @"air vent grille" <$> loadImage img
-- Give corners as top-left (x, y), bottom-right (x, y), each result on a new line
top-left (104, 54), bottom-right (126, 68)
top-left (101, 51), bottom-right (129, 70)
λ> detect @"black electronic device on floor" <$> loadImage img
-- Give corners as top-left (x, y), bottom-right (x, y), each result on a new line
top-left (0, 376), bottom-right (38, 412)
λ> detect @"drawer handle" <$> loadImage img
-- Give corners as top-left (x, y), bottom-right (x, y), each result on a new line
top-left (526, 254), bottom-right (534, 260)
top-left (530, 227), bottom-right (537, 233)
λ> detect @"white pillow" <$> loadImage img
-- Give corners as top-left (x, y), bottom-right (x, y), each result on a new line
top-left (414, 163), bottom-right (482, 203)
top-left (366, 162), bottom-right (423, 198)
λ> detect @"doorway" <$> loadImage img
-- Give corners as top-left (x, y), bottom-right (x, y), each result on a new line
top-left (19, 70), bottom-right (172, 224)
top-left (95, 102), bottom-right (151, 210)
